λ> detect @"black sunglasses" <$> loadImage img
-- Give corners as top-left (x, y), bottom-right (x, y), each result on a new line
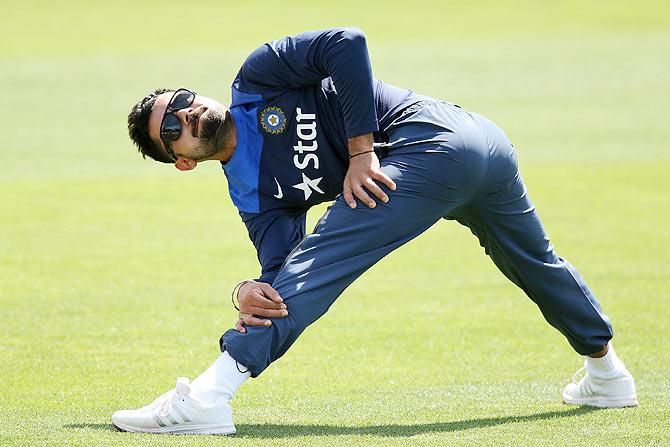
top-left (159, 88), bottom-right (196, 161)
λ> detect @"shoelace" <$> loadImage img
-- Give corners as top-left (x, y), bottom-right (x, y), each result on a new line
top-left (571, 366), bottom-right (597, 396)
top-left (158, 391), bottom-right (183, 417)
top-left (571, 366), bottom-right (586, 384)
top-left (139, 378), bottom-right (191, 417)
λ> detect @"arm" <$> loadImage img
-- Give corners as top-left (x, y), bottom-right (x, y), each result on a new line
top-left (240, 207), bottom-right (308, 284)
top-left (234, 208), bottom-right (308, 331)
top-left (237, 27), bottom-right (378, 138)
top-left (238, 27), bottom-right (396, 208)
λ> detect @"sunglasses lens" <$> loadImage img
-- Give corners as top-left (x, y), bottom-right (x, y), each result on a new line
top-left (160, 114), bottom-right (181, 141)
top-left (160, 89), bottom-right (194, 145)
top-left (169, 89), bottom-right (195, 110)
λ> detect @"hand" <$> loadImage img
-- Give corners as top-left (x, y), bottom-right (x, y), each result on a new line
top-left (234, 281), bottom-right (288, 333)
top-left (344, 134), bottom-right (396, 209)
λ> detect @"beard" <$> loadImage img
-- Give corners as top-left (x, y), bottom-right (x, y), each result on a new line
top-left (201, 107), bottom-right (225, 141)
top-left (191, 108), bottom-right (227, 161)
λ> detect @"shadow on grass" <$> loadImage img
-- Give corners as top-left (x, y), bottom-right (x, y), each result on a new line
top-left (237, 406), bottom-right (599, 438)
top-left (65, 423), bottom-right (119, 432)
top-left (64, 406), bottom-right (599, 437)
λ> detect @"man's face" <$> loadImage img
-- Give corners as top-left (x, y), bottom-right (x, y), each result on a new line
top-left (148, 91), bottom-right (229, 162)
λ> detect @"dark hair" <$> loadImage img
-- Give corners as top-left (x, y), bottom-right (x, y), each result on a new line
top-left (127, 88), bottom-right (175, 163)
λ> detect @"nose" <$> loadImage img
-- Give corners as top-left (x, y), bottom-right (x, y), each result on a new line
top-left (174, 108), bottom-right (194, 125)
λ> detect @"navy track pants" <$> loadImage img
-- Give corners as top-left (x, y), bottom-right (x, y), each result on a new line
top-left (221, 101), bottom-right (613, 377)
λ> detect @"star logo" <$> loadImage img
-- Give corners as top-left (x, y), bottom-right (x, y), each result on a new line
top-left (268, 114), bottom-right (279, 126)
top-left (292, 173), bottom-right (324, 200)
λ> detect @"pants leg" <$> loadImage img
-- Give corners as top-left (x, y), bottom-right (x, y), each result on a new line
top-left (221, 102), bottom-right (613, 377)
top-left (221, 107), bottom-right (490, 376)
top-left (450, 113), bottom-right (614, 355)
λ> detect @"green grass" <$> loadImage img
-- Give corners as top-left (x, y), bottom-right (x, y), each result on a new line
top-left (1, 1), bottom-right (669, 446)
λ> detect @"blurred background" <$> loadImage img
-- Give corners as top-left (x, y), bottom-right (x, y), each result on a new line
top-left (1, 1), bottom-right (668, 446)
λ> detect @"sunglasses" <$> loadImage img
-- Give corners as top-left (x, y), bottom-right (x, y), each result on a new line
top-left (159, 88), bottom-right (197, 162)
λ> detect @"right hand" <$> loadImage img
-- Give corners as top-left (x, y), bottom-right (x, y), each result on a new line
top-left (234, 281), bottom-right (288, 333)
top-left (343, 134), bottom-right (396, 209)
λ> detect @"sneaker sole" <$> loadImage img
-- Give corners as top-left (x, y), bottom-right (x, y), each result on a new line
top-left (113, 421), bottom-right (236, 435)
top-left (562, 392), bottom-right (639, 409)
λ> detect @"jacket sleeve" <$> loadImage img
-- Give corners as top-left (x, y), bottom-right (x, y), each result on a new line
top-left (239, 208), bottom-right (308, 285)
top-left (237, 27), bottom-right (378, 138)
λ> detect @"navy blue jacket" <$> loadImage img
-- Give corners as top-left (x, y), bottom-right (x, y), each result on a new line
top-left (222, 28), bottom-right (428, 283)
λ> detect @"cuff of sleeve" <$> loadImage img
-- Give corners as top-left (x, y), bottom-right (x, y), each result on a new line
top-left (257, 271), bottom-right (279, 285)
top-left (219, 330), bottom-right (265, 378)
top-left (345, 120), bottom-right (379, 138)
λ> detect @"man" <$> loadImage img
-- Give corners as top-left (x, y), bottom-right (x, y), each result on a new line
top-left (114, 28), bottom-right (638, 435)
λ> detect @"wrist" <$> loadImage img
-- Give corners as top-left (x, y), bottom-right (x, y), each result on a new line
top-left (231, 279), bottom-right (254, 311)
top-left (347, 133), bottom-right (373, 157)
top-left (349, 149), bottom-right (374, 160)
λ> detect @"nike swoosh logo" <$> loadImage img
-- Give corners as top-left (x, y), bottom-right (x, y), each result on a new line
top-left (274, 177), bottom-right (283, 199)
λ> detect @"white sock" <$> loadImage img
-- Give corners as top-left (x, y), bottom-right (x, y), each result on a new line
top-left (189, 351), bottom-right (250, 406)
top-left (585, 344), bottom-right (626, 380)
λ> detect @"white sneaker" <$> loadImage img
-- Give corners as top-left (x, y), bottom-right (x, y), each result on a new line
top-left (562, 366), bottom-right (639, 408)
top-left (112, 377), bottom-right (236, 435)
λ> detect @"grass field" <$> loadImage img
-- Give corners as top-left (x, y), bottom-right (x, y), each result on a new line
top-left (1, 1), bottom-right (669, 446)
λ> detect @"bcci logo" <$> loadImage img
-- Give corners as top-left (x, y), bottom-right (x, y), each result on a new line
top-left (260, 106), bottom-right (286, 134)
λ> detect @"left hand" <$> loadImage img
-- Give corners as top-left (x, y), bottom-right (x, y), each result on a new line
top-left (344, 134), bottom-right (396, 209)
top-left (234, 281), bottom-right (287, 333)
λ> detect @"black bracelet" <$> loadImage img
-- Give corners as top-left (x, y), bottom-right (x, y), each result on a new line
top-left (349, 149), bottom-right (375, 159)
top-left (231, 280), bottom-right (253, 311)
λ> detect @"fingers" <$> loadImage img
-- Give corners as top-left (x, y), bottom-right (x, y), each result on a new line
top-left (343, 182), bottom-right (356, 209)
top-left (239, 289), bottom-right (286, 313)
top-left (235, 282), bottom-right (290, 334)
top-left (364, 178), bottom-right (389, 203)
top-left (353, 184), bottom-right (376, 208)
top-left (240, 313), bottom-right (273, 327)
top-left (257, 282), bottom-right (283, 304)
top-left (248, 292), bottom-right (287, 311)
top-left (372, 170), bottom-right (397, 191)
top-left (247, 306), bottom-right (289, 318)
top-left (239, 295), bottom-right (286, 314)
top-left (344, 160), bottom-right (397, 209)
top-left (235, 318), bottom-right (246, 333)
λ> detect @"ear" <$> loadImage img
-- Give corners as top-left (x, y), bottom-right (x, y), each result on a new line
top-left (174, 157), bottom-right (197, 171)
